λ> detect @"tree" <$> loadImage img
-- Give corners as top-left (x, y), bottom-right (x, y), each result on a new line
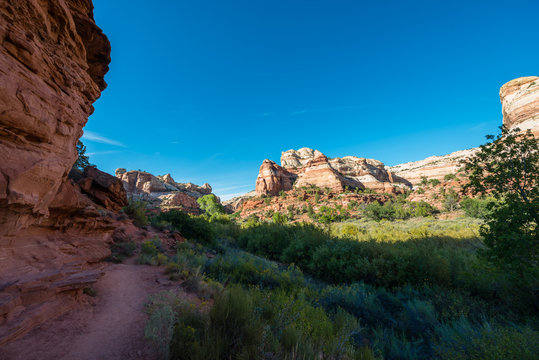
top-left (72, 140), bottom-right (91, 170)
top-left (443, 188), bottom-right (459, 212)
top-left (463, 126), bottom-right (538, 276)
top-left (197, 194), bottom-right (225, 216)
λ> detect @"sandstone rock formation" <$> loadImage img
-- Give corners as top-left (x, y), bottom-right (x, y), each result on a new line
top-left (255, 147), bottom-right (408, 196)
top-left (500, 76), bottom-right (539, 137)
top-left (255, 160), bottom-right (297, 196)
top-left (77, 167), bottom-right (128, 212)
top-left (389, 149), bottom-right (476, 186)
top-left (223, 190), bottom-right (257, 213)
top-left (0, 0), bottom-right (114, 345)
top-left (116, 169), bottom-right (217, 214)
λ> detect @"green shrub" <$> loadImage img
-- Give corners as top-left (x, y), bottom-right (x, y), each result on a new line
top-left (123, 199), bottom-right (149, 227)
top-left (197, 194), bottom-right (225, 216)
top-left (434, 319), bottom-right (539, 360)
top-left (153, 210), bottom-right (215, 246)
top-left (109, 241), bottom-right (136, 263)
top-left (460, 196), bottom-right (495, 219)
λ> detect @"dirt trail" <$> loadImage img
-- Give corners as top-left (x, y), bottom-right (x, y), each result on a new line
top-left (2, 261), bottom-right (174, 360)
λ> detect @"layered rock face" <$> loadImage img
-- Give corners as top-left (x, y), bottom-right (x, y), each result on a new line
top-left (389, 149), bottom-right (476, 186)
top-left (0, 0), bottom-right (114, 345)
top-left (116, 169), bottom-right (215, 214)
top-left (255, 147), bottom-right (408, 196)
top-left (255, 160), bottom-right (297, 196)
top-left (500, 76), bottom-right (539, 136)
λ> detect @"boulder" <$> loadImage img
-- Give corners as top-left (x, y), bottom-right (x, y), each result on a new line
top-left (77, 167), bottom-right (128, 211)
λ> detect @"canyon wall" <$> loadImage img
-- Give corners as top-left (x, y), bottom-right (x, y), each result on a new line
top-left (0, 0), bottom-right (114, 344)
top-left (255, 147), bottom-right (409, 196)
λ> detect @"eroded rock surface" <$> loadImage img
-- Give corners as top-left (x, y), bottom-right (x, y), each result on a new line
top-left (500, 76), bottom-right (539, 136)
top-left (0, 0), bottom-right (113, 345)
top-left (116, 169), bottom-right (217, 214)
top-left (255, 148), bottom-right (408, 196)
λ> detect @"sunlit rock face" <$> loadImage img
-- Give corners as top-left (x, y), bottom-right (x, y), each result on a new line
top-left (255, 148), bottom-right (408, 196)
top-left (500, 76), bottom-right (539, 137)
top-left (0, 0), bottom-right (113, 345)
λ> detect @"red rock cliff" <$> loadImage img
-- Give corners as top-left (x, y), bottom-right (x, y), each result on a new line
top-left (0, 0), bottom-right (113, 345)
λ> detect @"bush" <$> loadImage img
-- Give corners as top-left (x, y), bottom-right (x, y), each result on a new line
top-left (123, 199), bottom-right (149, 227)
top-left (460, 196), bottom-right (495, 219)
top-left (197, 194), bottom-right (225, 216)
top-left (109, 241), bottom-right (136, 263)
top-left (153, 210), bottom-right (215, 246)
top-left (434, 319), bottom-right (539, 360)
top-left (169, 286), bottom-right (263, 360)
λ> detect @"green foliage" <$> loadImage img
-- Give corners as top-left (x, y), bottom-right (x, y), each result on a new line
top-left (153, 210), bottom-right (215, 246)
top-left (444, 173), bottom-right (457, 181)
top-left (365, 200), bottom-right (436, 221)
top-left (443, 188), bottom-right (459, 212)
top-left (197, 194), bottom-right (225, 216)
top-left (137, 237), bottom-right (168, 265)
top-left (420, 176), bottom-right (429, 186)
top-left (272, 211), bottom-right (288, 224)
top-left (460, 196), bottom-right (495, 219)
top-left (72, 140), bottom-right (91, 171)
top-left (463, 126), bottom-right (538, 275)
top-left (434, 319), bottom-right (539, 359)
top-left (123, 199), bottom-right (149, 227)
top-left (429, 178), bottom-right (441, 187)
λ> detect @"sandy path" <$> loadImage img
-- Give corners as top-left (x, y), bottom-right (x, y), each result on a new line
top-left (2, 261), bottom-right (175, 360)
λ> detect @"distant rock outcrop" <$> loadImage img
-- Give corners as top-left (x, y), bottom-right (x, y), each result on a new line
top-left (500, 76), bottom-right (539, 136)
top-left (115, 169), bottom-right (216, 214)
top-left (0, 0), bottom-right (113, 345)
top-left (255, 148), bottom-right (409, 196)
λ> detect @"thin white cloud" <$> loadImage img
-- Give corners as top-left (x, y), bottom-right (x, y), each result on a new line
top-left (82, 131), bottom-right (127, 147)
top-left (219, 191), bottom-right (252, 201)
top-left (86, 150), bottom-right (120, 156)
top-left (289, 103), bottom-right (389, 116)
top-left (213, 184), bottom-right (253, 193)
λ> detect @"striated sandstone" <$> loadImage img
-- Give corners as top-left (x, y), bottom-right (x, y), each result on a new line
top-left (256, 148), bottom-right (407, 196)
top-left (0, 0), bottom-right (110, 233)
top-left (0, 0), bottom-right (113, 345)
top-left (77, 167), bottom-right (128, 212)
top-left (500, 76), bottom-right (539, 136)
top-left (255, 160), bottom-right (297, 195)
top-left (116, 169), bottom-right (217, 214)
top-left (389, 149), bottom-right (476, 186)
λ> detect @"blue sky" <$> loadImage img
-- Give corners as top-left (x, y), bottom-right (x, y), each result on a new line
top-left (86, 0), bottom-right (539, 200)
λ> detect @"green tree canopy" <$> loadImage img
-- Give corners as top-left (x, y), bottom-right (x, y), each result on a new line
top-left (72, 140), bottom-right (91, 170)
top-left (463, 126), bottom-right (538, 276)
top-left (197, 194), bottom-right (225, 216)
